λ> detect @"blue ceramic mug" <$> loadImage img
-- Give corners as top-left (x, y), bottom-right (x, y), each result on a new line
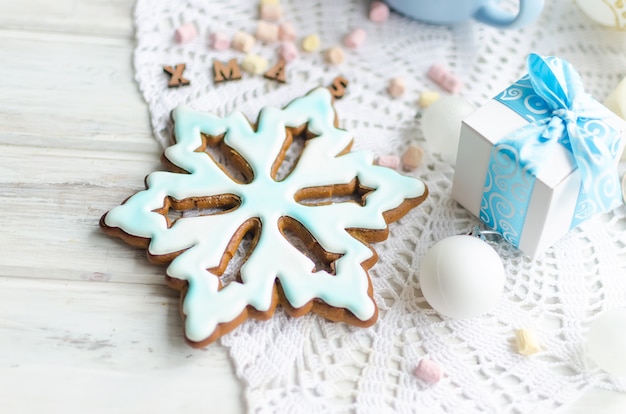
top-left (384, 0), bottom-right (545, 28)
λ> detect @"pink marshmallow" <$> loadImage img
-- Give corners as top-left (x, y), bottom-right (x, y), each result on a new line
top-left (427, 63), bottom-right (463, 94)
top-left (369, 1), bottom-right (390, 22)
top-left (388, 76), bottom-right (406, 98)
top-left (260, 4), bottom-right (282, 21)
top-left (325, 46), bottom-right (345, 65)
top-left (175, 22), bottom-right (197, 44)
top-left (343, 28), bottom-right (366, 48)
top-left (232, 30), bottom-right (256, 52)
top-left (210, 32), bottom-right (231, 51)
top-left (401, 144), bottom-right (424, 171)
top-left (279, 22), bottom-right (297, 42)
top-left (256, 21), bottom-right (279, 43)
top-left (376, 155), bottom-right (400, 170)
top-left (278, 41), bottom-right (299, 62)
top-left (413, 359), bottom-right (443, 384)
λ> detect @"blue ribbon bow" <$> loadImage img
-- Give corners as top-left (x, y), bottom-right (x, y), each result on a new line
top-left (480, 54), bottom-right (622, 247)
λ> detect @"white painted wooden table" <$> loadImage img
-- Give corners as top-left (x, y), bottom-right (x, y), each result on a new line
top-left (0, 1), bottom-right (624, 412)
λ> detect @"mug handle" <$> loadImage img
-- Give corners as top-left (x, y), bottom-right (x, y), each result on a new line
top-left (474, 0), bottom-right (545, 29)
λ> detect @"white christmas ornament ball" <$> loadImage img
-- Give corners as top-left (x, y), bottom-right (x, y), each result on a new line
top-left (586, 309), bottom-right (626, 376)
top-left (421, 95), bottom-right (475, 164)
top-left (575, 0), bottom-right (626, 29)
top-left (419, 235), bottom-right (505, 319)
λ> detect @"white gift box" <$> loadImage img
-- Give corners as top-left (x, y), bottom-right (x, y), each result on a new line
top-left (452, 83), bottom-right (626, 258)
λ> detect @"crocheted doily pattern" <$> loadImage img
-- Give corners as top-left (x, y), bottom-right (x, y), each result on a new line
top-left (133, 0), bottom-right (626, 412)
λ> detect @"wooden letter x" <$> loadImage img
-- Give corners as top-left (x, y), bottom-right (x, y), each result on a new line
top-left (163, 64), bottom-right (190, 88)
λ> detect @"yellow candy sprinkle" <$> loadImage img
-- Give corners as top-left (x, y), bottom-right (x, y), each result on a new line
top-left (241, 54), bottom-right (269, 75)
top-left (301, 34), bottom-right (321, 52)
top-left (418, 91), bottom-right (441, 108)
top-left (515, 328), bottom-right (541, 356)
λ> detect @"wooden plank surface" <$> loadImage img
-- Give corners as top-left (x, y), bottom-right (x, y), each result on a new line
top-left (0, 144), bottom-right (163, 283)
top-left (0, 0), bottom-right (242, 412)
top-left (0, 277), bottom-right (242, 413)
top-left (0, 0), bottom-right (624, 412)
top-left (0, 31), bottom-right (156, 154)
top-left (0, 0), bottom-right (135, 37)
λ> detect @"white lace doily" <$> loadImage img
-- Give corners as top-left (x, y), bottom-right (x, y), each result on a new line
top-left (133, 1), bottom-right (626, 412)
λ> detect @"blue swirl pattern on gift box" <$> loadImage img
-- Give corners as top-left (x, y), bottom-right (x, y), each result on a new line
top-left (480, 54), bottom-right (623, 248)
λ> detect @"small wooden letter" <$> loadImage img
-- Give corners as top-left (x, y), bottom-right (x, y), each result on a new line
top-left (328, 76), bottom-right (349, 99)
top-left (263, 59), bottom-right (287, 83)
top-left (163, 64), bottom-right (190, 88)
top-left (213, 58), bottom-right (242, 83)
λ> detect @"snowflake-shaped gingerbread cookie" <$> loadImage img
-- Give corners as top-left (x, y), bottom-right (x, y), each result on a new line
top-left (101, 86), bottom-right (428, 347)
